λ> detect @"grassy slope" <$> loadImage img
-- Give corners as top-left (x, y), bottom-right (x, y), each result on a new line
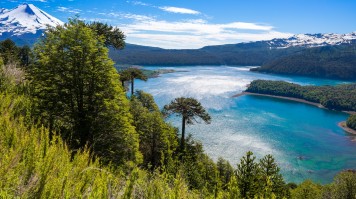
top-left (0, 93), bottom-right (199, 198)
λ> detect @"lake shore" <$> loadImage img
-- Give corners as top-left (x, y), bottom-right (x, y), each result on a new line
top-left (233, 91), bottom-right (325, 108)
top-left (233, 91), bottom-right (356, 134)
top-left (338, 122), bottom-right (356, 136)
top-left (233, 91), bottom-right (356, 115)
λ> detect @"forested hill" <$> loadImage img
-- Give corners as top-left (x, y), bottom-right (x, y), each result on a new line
top-left (110, 42), bottom-right (356, 80)
top-left (252, 43), bottom-right (356, 80)
top-left (109, 42), bottom-right (305, 66)
top-left (246, 80), bottom-right (356, 112)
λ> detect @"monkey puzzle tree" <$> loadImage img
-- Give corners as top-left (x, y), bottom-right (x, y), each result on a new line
top-left (119, 68), bottom-right (147, 96)
top-left (163, 97), bottom-right (211, 153)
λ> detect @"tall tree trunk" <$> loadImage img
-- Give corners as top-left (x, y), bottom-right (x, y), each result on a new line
top-left (131, 78), bottom-right (134, 96)
top-left (180, 116), bottom-right (186, 153)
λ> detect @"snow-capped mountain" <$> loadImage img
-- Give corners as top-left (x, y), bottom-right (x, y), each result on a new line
top-left (0, 8), bottom-right (9, 14)
top-left (0, 3), bottom-right (63, 37)
top-left (266, 32), bottom-right (356, 48)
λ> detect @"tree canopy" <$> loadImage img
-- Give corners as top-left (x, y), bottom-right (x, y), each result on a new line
top-left (87, 21), bottom-right (126, 50)
top-left (27, 18), bottom-right (141, 165)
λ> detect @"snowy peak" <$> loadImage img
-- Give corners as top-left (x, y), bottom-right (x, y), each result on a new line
top-left (0, 8), bottom-right (9, 14)
top-left (266, 32), bottom-right (356, 48)
top-left (0, 3), bottom-right (63, 36)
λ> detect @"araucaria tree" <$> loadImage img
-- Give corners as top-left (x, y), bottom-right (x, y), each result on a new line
top-left (119, 68), bottom-right (147, 96)
top-left (27, 19), bottom-right (141, 165)
top-left (163, 97), bottom-right (211, 153)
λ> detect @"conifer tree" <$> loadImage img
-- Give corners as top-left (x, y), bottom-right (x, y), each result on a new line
top-left (163, 97), bottom-right (211, 153)
top-left (27, 18), bottom-right (141, 165)
top-left (259, 154), bottom-right (287, 197)
top-left (119, 68), bottom-right (147, 96)
top-left (0, 39), bottom-right (19, 65)
top-left (226, 175), bottom-right (241, 199)
top-left (236, 151), bottom-right (260, 198)
top-left (130, 91), bottom-right (177, 170)
top-left (217, 157), bottom-right (234, 189)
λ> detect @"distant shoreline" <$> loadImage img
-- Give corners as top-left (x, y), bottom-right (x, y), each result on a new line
top-left (233, 91), bottom-right (356, 134)
top-left (233, 91), bottom-right (325, 108)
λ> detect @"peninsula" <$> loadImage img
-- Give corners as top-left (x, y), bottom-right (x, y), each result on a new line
top-left (234, 80), bottom-right (356, 134)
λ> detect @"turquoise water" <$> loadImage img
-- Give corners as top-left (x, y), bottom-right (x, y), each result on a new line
top-left (134, 66), bottom-right (356, 184)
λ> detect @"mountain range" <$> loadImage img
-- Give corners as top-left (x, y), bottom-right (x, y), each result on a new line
top-left (1, 3), bottom-right (356, 80)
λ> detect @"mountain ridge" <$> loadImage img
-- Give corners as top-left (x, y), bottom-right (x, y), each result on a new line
top-left (1, 4), bottom-right (356, 49)
top-left (0, 3), bottom-right (355, 80)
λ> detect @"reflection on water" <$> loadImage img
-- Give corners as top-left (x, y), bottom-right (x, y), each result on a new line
top-left (135, 66), bottom-right (355, 183)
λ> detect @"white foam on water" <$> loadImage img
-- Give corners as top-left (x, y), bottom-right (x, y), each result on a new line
top-left (145, 71), bottom-right (252, 110)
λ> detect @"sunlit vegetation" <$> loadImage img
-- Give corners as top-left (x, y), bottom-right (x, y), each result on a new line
top-left (1, 19), bottom-right (356, 198)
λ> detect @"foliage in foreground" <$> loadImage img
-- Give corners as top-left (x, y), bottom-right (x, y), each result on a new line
top-left (27, 19), bottom-right (141, 166)
top-left (0, 93), bottom-right (201, 198)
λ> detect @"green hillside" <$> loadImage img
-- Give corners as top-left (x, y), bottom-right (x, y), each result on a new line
top-left (252, 43), bottom-right (356, 80)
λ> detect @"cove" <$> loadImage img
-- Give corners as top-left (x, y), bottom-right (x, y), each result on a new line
top-left (134, 65), bottom-right (356, 184)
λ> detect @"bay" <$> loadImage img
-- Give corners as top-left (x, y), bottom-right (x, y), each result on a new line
top-left (134, 65), bottom-right (356, 184)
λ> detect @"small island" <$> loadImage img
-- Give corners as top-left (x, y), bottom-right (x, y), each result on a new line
top-left (235, 80), bottom-right (356, 134)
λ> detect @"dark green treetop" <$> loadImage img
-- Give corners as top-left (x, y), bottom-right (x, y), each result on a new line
top-left (87, 21), bottom-right (126, 50)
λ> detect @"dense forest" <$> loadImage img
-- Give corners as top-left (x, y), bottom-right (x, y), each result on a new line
top-left (110, 42), bottom-right (356, 80)
top-left (252, 43), bottom-right (356, 80)
top-left (109, 43), bottom-right (305, 66)
top-left (246, 80), bottom-right (356, 130)
top-left (1, 19), bottom-right (356, 198)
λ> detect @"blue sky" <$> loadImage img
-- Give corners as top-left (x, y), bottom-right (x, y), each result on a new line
top-left (2, 0), bottom-right (356, 49)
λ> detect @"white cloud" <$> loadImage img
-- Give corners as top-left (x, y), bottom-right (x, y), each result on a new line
top-left (129, 1), bottom-right (150, 6)
top-left (57, 6), bottom-right (81, 14)
top-left (99, 12), bottom-right (154, 21)
top-left (159, 6), bottom-right (200, 15)
top-left (119, 19), bottom-right (292, 49)
top-left (89, 4), bottom-right (291, 49)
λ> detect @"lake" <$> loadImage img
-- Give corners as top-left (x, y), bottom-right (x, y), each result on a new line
top-left (134, 65), bottom-right (356, 184)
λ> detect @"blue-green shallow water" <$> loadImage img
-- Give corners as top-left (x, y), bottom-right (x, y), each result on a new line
top-left (134, 66), bottom-right (356, 184)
